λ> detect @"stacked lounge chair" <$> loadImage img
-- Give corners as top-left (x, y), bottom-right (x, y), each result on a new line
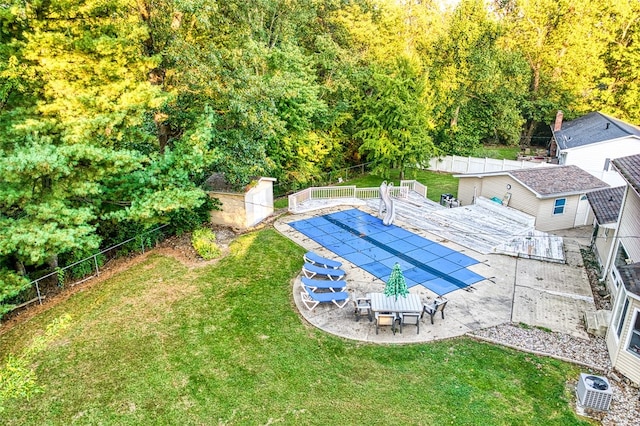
top-left (303, 251), bottom-right (343, 269)
top-left (302, 262), bottom-right (346, 281)
top-left (301, 276), bottom-right (346, 292)
top-left (299, 251), bottom-right (349, 310)
top-left (300, 284), bottom-right (349, 310)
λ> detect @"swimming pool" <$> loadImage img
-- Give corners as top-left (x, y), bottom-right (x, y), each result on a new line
top-left (290, 208), bottom-right (486, 295)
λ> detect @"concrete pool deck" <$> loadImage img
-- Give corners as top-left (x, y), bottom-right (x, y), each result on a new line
top-left (275, 204), bottom-right (596, 344)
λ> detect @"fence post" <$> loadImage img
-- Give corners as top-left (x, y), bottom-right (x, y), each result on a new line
top-left (141, 236), bottom-right (145, 253)
top-left (35, 279), bottom-right (43, 305)
top-left (94, 254), bottom-right (100, 276)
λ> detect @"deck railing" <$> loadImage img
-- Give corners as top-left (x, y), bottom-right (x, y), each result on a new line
top-left (400, 180), bottom-right (427, 198)
top-left (288, 180), bottom-right (423, 212)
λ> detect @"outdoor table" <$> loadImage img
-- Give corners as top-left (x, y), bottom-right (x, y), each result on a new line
top-left (366, 292), bottom-right (422, 314)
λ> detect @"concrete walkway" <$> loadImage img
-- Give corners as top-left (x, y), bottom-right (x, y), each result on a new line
top-left (275, 204), bottom-right (596, 343)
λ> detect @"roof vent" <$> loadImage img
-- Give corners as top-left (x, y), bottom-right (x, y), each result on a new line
top-left (576, 374), bottom-right (612, 411)
top-left (606, 122), bottom-right (610, 129)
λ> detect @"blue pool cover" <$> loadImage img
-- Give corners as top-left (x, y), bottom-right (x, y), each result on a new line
top-left (290, 208), bottom-right (485, 295)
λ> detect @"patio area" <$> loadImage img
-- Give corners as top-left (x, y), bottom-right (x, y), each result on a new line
top-left (275, 204), bottom-right (596, 344)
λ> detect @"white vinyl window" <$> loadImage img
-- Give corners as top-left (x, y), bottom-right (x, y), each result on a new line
top-left (627, 310), bottom-right (640, 358)
top-left (613, 295), bottom-right (629, 339)
top-left (553, 198), bottom-right (566, 215)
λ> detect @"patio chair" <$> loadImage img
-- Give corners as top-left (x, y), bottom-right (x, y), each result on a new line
top-left (398, 312), bottom-right (421, 334)
top-left (301, 277), bottom-right (347, 293)
top-left (303, 251), bottom-right (342, 269)
top-left (375, 312), bottom-right (397, 335)
top-left (353, 297), bottom-right (372, 322)
top-left (302, 263), bottom-right (346, 281)
top-left (300, 285), bottom-right (349, 310)
top-left (421, 298), bottom-right (448, 324)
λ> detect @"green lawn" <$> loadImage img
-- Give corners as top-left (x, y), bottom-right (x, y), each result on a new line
top-left (0, 229), bottom-right (591, 425)
top-left (274, 146), bottom-right (519, 208)
top-left (472, 145), bottom-right (522, 160)
top-left (342, 168), bottom-right (459, 203)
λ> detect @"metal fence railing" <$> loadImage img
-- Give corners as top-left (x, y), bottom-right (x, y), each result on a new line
top-left (5, 224), bottom-right (170, 315)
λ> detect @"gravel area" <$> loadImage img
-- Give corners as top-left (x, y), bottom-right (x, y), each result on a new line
top-left (471, 324), bottom-right (640, 425)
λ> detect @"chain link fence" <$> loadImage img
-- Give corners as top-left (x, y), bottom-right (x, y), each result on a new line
top-left (4, 224), bottom-right (170, 317)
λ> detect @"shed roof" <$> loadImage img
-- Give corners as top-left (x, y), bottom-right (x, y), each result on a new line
top-left (203, 173), bottom-right (235, 192)
top-left (457, 165), bottom-right (609, 198)
top-left (585, 186), bottom-right (625, 225)
top-left (552, 112), bottom-right (640, 150)
top-left (613, 154), bottom-right (640, 196)
top-left (508, 166), bottom-right (608, 196)
top-left (203, 174), bottom-right (276, 193)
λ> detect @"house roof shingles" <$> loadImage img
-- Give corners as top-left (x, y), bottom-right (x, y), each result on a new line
top-left (507, 165), bottom-right (609, 197)
top-left (613, 154), bottom-right (640, 196)
top-left (619, 262), bottom-right (640, 298)
top-left (553, 112), bottom-right (640, 150)
top-left (586, 186), bottom-right (625, 225)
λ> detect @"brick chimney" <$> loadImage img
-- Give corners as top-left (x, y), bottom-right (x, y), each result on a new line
top-left (553, 110), bottom-right (564, 131)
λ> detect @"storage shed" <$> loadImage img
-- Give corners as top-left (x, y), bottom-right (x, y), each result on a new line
top-left (204, 174), bottom-right (276, 230)
top-left (455, 165), bottom-right (608, 232)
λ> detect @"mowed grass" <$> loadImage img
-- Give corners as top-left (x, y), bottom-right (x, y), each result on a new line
top-left (343, 168), bottom-right (459, 203)
top-left (473, 145), bottom-right (521, 160)
top-left (0, 229), bottom-right (591, 425)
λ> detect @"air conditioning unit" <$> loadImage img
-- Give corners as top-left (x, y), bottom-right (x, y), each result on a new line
top-left (576, 373), bottom-right (612, 411)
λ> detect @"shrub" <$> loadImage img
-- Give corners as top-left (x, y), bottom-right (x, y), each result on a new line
top-left (169, 197), bottom-right (221, 235)
top-left (0, 269), bottom-right (31, 320)
top-left (191, 228), bottom-right (221, 260)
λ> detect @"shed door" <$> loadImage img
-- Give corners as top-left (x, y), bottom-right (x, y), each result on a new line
top-left (574, 194), bottom-right (590, 227)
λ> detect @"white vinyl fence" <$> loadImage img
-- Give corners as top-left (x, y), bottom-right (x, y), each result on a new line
top-left (426, 155), bottom-right (554, 174)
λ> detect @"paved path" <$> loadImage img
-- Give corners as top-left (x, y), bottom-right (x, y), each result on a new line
top-left (275, 205), bottom-right (596, 343)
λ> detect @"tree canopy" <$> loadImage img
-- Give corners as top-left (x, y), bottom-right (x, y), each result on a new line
top-left (1, 0), bottom-right (638, 304)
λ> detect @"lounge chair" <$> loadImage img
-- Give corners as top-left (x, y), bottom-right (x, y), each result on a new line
top-left (301, 276), bottom-right (347, 292)
top-left (303, 251), bottom-right (342, 269)
top-left (398, 312), bottom-right (420, 334)
top-left (302, 263), bottom-right (346, 281)
top-left (421, 298), bottom-right (448, 324)
top-left (300, 285), bottom-right (349, 310)
top-left (375, 312), bottom-right (397, 335)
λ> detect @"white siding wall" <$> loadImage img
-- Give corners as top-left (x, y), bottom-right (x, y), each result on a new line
top-left (457, 175), bottom-right (540, 218)
top-left (563, 137), bottom-right (640, 186)
top-left (608, 187), bottom-right (640, 384)
top-left (617, 187), bottom-right (640, 262)
top-left (613, 302), bottom-right (640, 384)
top-left (534, 196), bottom-right (581, 232)
top-left (245, 179), bottom-right (274, 227)
top-left (456, 177), bottom-right (481, 206)
top-left (593, 225), bottom-right (615, 274)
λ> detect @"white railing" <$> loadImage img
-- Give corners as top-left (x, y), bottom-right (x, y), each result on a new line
top-left (288, 181), bottom-right (421, 212)
top-left (354, 187), bottom-right (379, 199)
top-left (400, 180), bottom-right (427, 198)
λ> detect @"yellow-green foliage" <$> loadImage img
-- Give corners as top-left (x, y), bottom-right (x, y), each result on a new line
top-left (191, 228), bottom-right (221, 260)
top-left (0, 314), bottom-right (71, 412)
